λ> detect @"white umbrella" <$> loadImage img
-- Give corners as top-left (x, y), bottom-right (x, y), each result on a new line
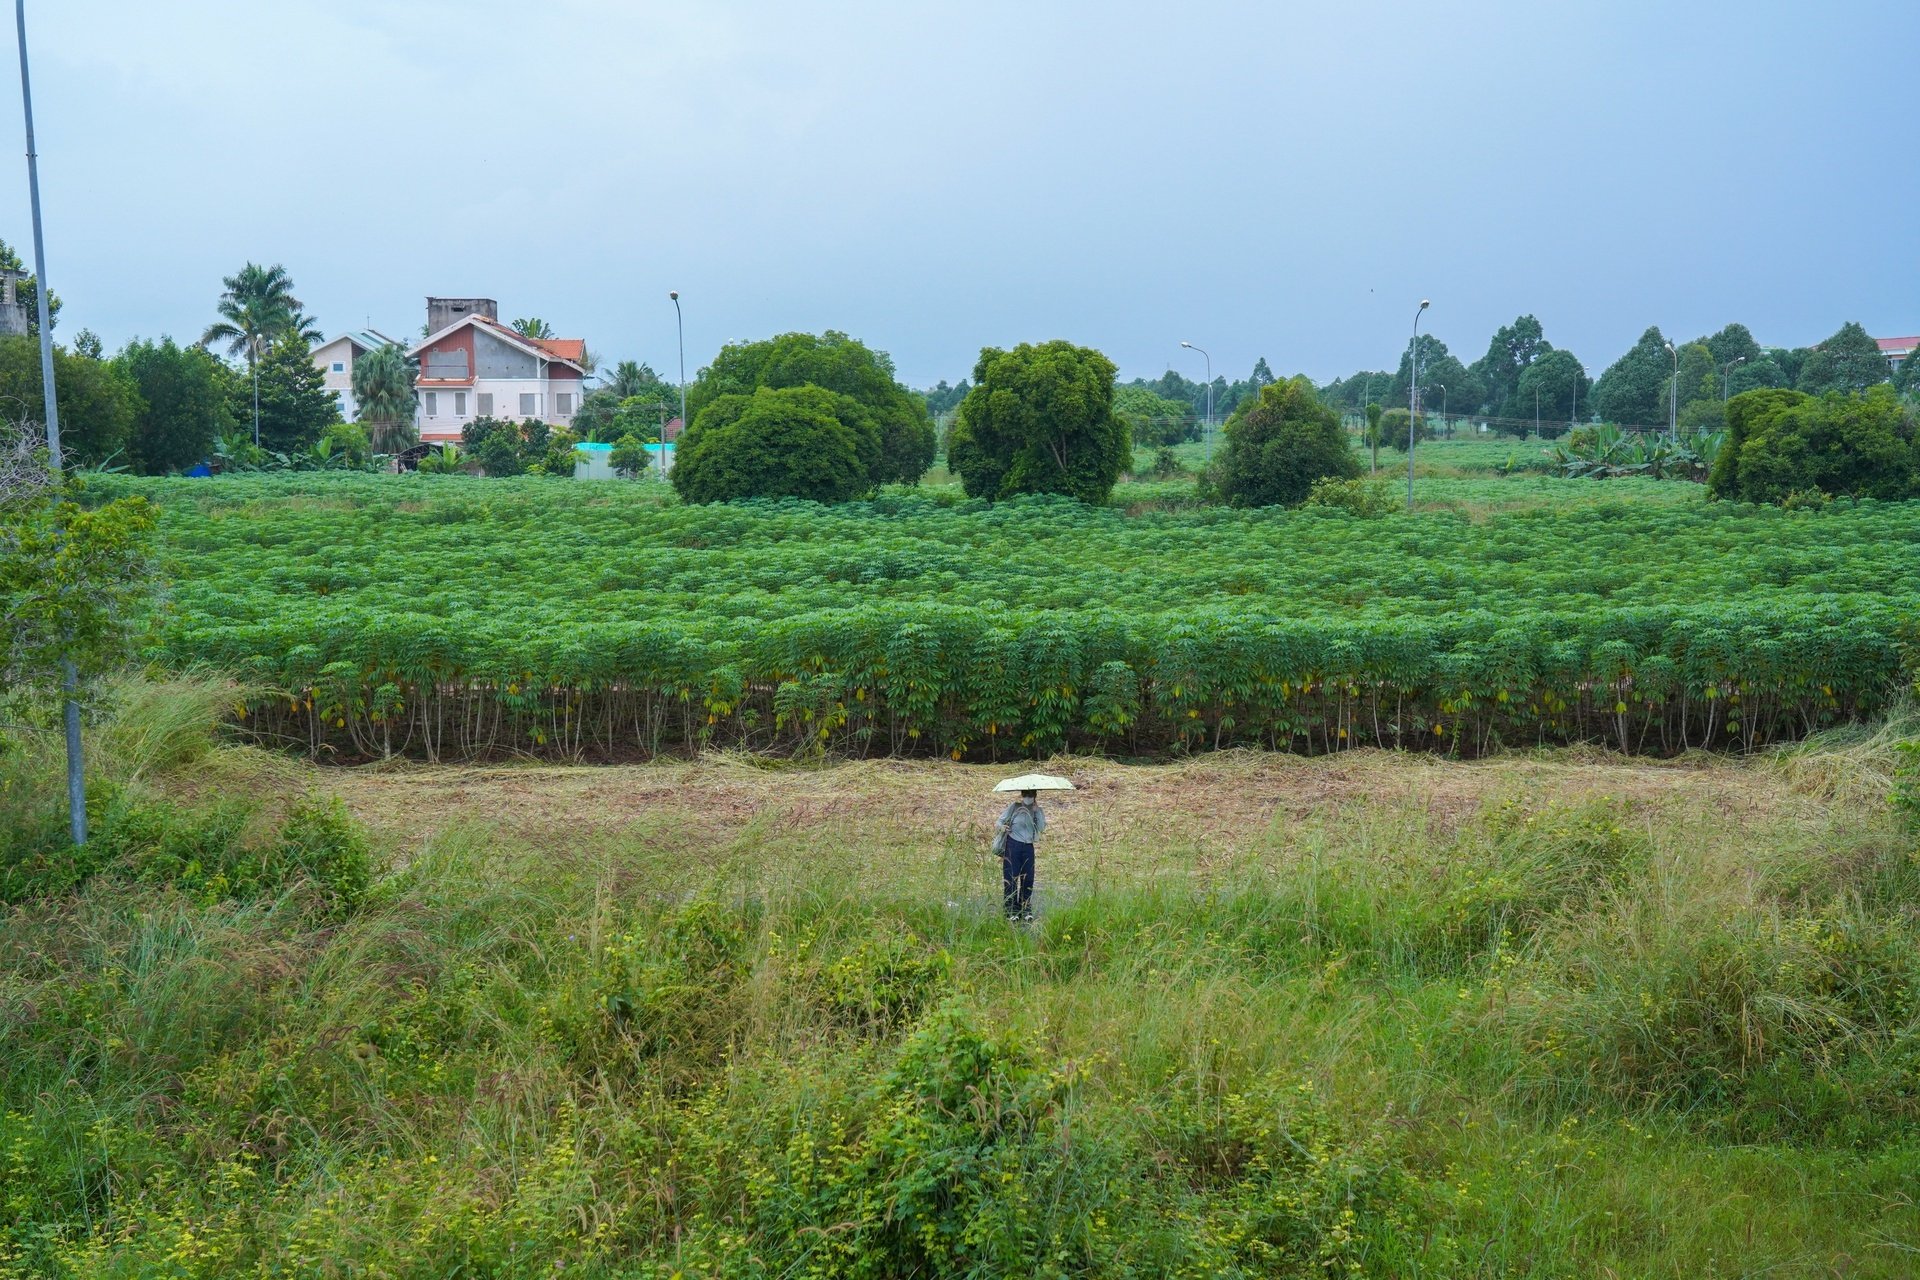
top-left (993, 773), bottom-right (1075, 793)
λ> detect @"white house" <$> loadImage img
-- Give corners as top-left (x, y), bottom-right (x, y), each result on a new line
top-left (310, 328), bottom-right (402, 422)
top-left (408, 297), bottom-right (588, 444)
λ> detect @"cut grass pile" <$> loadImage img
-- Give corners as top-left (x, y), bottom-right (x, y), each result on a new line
top-left (2, 681), bottom-right (1918, 1276)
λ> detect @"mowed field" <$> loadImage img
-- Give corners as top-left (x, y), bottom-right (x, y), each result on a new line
top-left (6, 675), bottom-right (1918, 1276)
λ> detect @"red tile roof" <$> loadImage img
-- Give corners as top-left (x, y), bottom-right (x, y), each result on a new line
top-left (1875, 336), bottom-right (1920, 353)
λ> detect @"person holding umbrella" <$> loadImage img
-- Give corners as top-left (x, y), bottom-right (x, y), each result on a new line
top-left (992, 773), bottom-right (1072, 922)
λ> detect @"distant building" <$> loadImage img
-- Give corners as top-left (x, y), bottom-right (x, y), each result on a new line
top-left (1875, 335), bottom-right (1920, 375)
top-left (0, 268), bottom-right (30, 337)
top-left (310, 328), bottom-right (402, 422)
top-left (409, 297), bottom-right (588, 444)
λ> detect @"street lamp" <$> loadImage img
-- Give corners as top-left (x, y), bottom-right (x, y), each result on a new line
top-left (1436, 383), bottom-right (1447, 437)
top-left (669, 290), bottom-right (685, 481)
top-left (1180, 341), bottom-right (1212, 462)
top-left (1722, 355), bottom-right (1746, 401)
top-left (1664, 341), bottom-right (1679, 441)
top-left (1407, 299), bottom-right (1429, 512)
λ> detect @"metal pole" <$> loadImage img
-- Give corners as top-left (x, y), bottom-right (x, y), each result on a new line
top-left (251, 342), bottom-right (260, 446)
top-left (1407, 299), bottom-right (1428, 512)
top-left (1666, 342), bottom-right (1678, 441)
top-left (1722, 355), bottom-right (1744, 401)
top-left (1438, 384), bottom-right (1447, 437)
top-left (16, 0), bottom-right (82, 845)
top-left (670, 290), bottom-right (685, 481)
top-left (1180, 341), bottom-right (1211, 461)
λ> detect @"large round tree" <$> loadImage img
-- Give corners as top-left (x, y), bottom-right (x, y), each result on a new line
top-left (1214, 375), bottom-right (1359, 507)
top-left (671, 385), bottom-right (877, 504)
top-left (945, 340), bottom-right (1129, 503)
top-left (687, 331), bottom-right (934, 485)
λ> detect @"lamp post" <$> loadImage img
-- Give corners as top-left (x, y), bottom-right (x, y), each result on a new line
top-left (1407, 299), bottom-right (1428, 512)
top-left (1180, 341), bottom-right (1212, 462)
top-left (669, 290), bottom-right (685, 481)
top-left (15, 0), bottom-right (82, 845)
top-left (1664, 341), bottom-right (1679, 441)
top-left (1722, 355), bottom-right (1746, 401)
top-left (1437, 383), bottom-right (1447, 437)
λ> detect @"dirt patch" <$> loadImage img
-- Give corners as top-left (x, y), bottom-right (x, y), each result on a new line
top-left (312, 748), bottom-right (1785, 878)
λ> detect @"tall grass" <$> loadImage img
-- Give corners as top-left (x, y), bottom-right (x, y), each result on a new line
top-left (3, 685), bottom-right (1918, 1275)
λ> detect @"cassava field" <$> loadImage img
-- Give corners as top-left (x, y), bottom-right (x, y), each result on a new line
top-left (4, 444), bottom-right (1919, 1276)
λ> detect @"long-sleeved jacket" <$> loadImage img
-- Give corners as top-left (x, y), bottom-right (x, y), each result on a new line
top-left (997, 801), bottom-right (1046, 844)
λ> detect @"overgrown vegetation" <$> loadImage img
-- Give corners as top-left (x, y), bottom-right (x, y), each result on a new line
top-left (2, 685), bottom-right (1917, 1275)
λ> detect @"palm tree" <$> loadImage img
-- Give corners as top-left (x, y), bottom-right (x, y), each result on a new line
top-left (201, 263), bottom-right (310, 446)
top-left (604, 359), bottom-right (658, 398)
top-left (352, 343), bottom-right (419, 454)
top-left (511, 317), bottom-right (555, 340)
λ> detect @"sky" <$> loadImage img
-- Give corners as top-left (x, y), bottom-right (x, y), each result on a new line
top-left (1, 0), bottom-right (1913, 389)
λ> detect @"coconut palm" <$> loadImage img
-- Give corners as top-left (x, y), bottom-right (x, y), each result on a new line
top-left (352, 343), bottom-right (419, 454)
top-left (201, 263), bottom-right (311, 445)
top-left (604, 359), bottom-right (660, 398)
top-left (511, 317), bottom-right (555, 340)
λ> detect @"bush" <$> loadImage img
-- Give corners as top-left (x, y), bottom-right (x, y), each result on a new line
top-left (672, 385), bottom-right (875, 503)
top-left (1304, 474), bottom-right (1396, 516)
top-left (1711, 386), bottom-right (1919, 503)
top-left (609, 432), bottom-right (650, 477)
top-left (1215, 375), bottom-right (1360, 507)
top-left (1372, 407), bottom-right (1434, 450)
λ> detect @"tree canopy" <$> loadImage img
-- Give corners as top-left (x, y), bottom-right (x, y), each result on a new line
top-left (945, 341), bottom-right (1129, 503)
top-left (1710, 386), bottom-right (1918, 503)
top-left (672, 385), bottom-right (874, 504)
top-left (1513, 348), bottom-right (1592, 432)
top-left (1468, 314), bottom-right (1552, 420)
top-left (118, 337), bottom-right (234, 474)
top-left (0, 237), bottom-right (58, 333)
top-left (1213, 376), bottom-right (1359, 507)
top-left (0, 335), bottom-right (140, 466)
top-left (247, 335), bottom-right (340, 454)
top-left (350, 343), bottom-right (417, 454)
top-left (687, 331), bottom-right (934, 485)
top-left (1592, 327), bottom-right (1672, 428)
top-left (1796, 321), bottom-right (1889, 397)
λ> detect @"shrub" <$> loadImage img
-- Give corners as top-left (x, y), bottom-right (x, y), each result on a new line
top-left (1215, 375), bottom-right (1360, 507)
top-left (671, 385), bottom-right (875, 503)
top-left (1711, 386), bottom-right (1919, 503)
top-left (609, 432), bottom-right (649, 477)
top-left (1304, 474), bottom-right (1396, 516)
top-left (1372, 407), bottom-right (1434, 450)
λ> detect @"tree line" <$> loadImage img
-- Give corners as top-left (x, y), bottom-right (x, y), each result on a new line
top-left (1320, 314), bottom-right (1908, 437)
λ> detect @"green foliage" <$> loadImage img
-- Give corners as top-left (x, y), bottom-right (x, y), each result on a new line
top-left (947, 340), bottom-right (1129, 503)
top-left (1468, 313), bottom-right (1552, 420)
top-left (1593, 326), bottom-right (1672, 428)
top-left (1304, 473), bottom-right (1396, 516)
top-left (1373, 406), bottom-right (1433, 451)
top-left (688, 331), bottom-right (934, 485)
top-left (1711, 386), bottom-right (1919, 503)
top-left (537, 427), bottom-right (580, 477)
top-left (609, 432), bottom-right (650, 477)
top-left (1797, 321), bottom-right (1891, 397)
top-left (0, 335), bottom-right (142, 466)
top-left (1114, 383), bottom-right (1194, 446)
top-left (116, 336), bottom-right (234, 474)
top-left (0, 481), bottom-right (156, 701)
top-left (89, 468), bottom-right (1920, 763)
top-left (461, 415), bottom-right (535, 477)
top-left (1215, 375), bottom-right (1360, 507)
top-left (246, 334), bottom-right (340, 453)
top-left (350, 342), bottom-right (417, 453)
top-left (318, 420), bottom-right (371, 468)
top-left (673, 385), bottom-right (874, 504)
top-left (511, 316), bottom-right (555, 339)
top-left (199, 262), bottom-right (318, 377)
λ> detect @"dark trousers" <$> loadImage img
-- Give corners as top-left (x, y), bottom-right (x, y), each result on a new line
top-left (1002, 839), bottom-right (1035, 916)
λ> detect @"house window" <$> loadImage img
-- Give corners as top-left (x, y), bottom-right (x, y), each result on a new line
top-left (477, 392), bottom-right (493, 417)
top-left (425, 391), bottom-right (439, 416)
top-left (556, 392), bottom-right (574, 416)
top-left (454, 391), bottom-right (467, 416)
top-left (519, 392), bottom-right (538, 417)
top-left (331, 362), bottom-right (344, 373)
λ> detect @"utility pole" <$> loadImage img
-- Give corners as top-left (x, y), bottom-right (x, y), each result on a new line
top-left (1665, 341), bottom-right (1679, 441)
top-left (15, 0), bottom-right (83, 844)
top-left (1180, 341), bottom-right (1212, 462)
top-left (1407, 299), bottom-right (1428, 512)
top-left (669, 291), bottom-right (686, 481)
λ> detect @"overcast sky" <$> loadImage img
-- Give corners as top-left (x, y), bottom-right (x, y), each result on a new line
top-left (3, 1), bottom-right (1912, 388)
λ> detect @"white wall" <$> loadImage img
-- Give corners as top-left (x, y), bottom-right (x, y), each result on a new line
top-left (312, 337), bottom-right (359, 422)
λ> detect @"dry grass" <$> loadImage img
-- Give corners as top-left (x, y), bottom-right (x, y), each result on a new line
top-left (312, 747), bottom-right (1794, 879)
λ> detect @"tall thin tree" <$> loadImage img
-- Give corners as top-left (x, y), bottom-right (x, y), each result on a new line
top-left (200, 262), bottom-right (309, 445)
